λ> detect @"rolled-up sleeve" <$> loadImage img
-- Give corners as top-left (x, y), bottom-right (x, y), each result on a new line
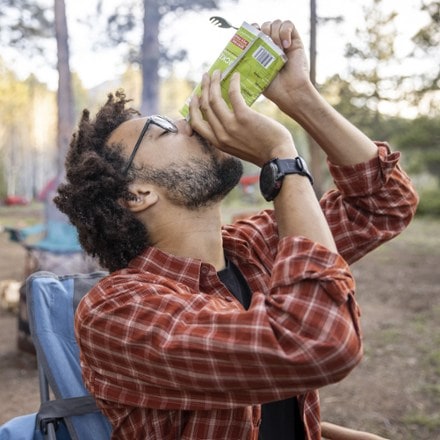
top-left (321, 142), bottom-right (419, 264)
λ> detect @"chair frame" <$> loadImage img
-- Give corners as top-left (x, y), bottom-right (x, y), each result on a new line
top-left (26, 271), bottom-right (111, 440)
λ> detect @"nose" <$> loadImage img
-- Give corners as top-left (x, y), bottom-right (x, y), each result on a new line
top-left (176, 118), bottom-right (194, 136)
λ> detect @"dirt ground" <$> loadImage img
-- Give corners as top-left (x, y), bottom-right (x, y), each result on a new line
top-left (0, 205), bottom-right (439, 439)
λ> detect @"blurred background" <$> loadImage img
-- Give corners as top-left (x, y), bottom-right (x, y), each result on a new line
top-left (0, 0), bottom-right (439, 205)
top-left (0, 0), bottom-right (439, 439)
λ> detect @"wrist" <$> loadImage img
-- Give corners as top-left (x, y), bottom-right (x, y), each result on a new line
top-left (264, 145), bottom-right (298, 164)
top-left (278, 82), bottom-right (323, 121)
top-left (259, 156), bottom-right (314, 202)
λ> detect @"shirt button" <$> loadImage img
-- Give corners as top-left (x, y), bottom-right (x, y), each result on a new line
top-left (201, 266), bottom-right (209, 274)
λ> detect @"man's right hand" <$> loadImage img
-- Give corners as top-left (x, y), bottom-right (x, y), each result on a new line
top-left (260, 19), bottom-right (313, 118)
top-left (189, 70), bottom-right (297, 167)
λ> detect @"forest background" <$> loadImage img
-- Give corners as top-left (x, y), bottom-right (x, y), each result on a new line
top-left (0, 0), bottom-right (439, 211)
top-left (0, 1), bottom-right (439, 438)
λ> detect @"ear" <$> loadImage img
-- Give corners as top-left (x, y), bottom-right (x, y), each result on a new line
top-left (120, 182), bottom-right (159, 213)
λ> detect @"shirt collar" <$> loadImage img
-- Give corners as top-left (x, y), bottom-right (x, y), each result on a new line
top-left (125, 226), bottom-right (252, 288)
top-left (127, 246), bottom-right (213, 291)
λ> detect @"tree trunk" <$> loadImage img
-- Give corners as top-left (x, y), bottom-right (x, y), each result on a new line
top-left (308, 0), bottom-right (325, 197)
top-left (54, 0), bottom-right (74, 173)
top-left (141, 0), bottom-right (160, 115)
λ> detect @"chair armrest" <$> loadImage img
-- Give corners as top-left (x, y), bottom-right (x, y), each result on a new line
top-left (321, 422), bottom-right (390, 440)
top-left (4, 224), bottom-right (46, 243)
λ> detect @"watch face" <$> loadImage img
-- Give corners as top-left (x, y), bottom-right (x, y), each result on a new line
top-left (259, 156), bottom-right (314, 202)
top-left (259, 161), bottom-right (280, 201)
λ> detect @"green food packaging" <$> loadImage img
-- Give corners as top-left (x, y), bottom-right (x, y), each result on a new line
top-left (180, 22), bottom-right (287, 118)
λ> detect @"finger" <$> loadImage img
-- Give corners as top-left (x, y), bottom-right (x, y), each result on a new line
top-left (208, 70), bottom-right (232, 118)
top-left (260, 21), bottom-right (272, 36)
top-left (204, 70), bottom-right (237, 138)
top-left (267, 19), bottom-right (283, 48)
top-left (279, 20), bottom-right (294, 49)
top-left (199, 72), bottom-right (225, 127)
top-left (188, 94), bottom-right (203, 125)
top-left (199, 71), bottom-right (232, 145)
top-left (227, 72), bottom-right (246, 113)
top-left (188, 94), bottom-right (220, 145)
top-left (198, 72), bottom-right (213, 116)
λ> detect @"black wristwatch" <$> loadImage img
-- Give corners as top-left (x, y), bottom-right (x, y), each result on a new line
top-left (259, 157), bottom-right (314, 202)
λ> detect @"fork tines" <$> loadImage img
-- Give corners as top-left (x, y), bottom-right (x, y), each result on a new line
top-left (209, 16), bottom-right (221, 26)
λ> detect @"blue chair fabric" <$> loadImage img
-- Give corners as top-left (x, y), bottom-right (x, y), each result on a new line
top-left (0, 271), bottom-right (112, 440)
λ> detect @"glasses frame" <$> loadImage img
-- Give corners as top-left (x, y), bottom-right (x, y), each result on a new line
top-left (122, 115), bottom-right (178, 175)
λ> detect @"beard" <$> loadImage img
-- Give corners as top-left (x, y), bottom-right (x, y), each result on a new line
top-left (135, 136), bottom-right (243, 210)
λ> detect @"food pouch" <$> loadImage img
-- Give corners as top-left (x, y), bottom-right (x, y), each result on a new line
top-left (180, 21), bottom-right (287, 118)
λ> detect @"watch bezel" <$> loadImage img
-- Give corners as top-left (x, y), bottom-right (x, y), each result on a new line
top-left (259, 160), bottom-right (281, 201)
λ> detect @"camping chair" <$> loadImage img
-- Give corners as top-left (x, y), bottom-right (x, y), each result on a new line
top-left (4, 221), bottom-right (84, 278)
top-left (0, 271), bottom-right (112, 440)
top-left (3, 222), bottom-right (100, 354)
top-left (27, 271), bottom-right (112, 439)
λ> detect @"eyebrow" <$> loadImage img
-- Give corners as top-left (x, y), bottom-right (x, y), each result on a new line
top-left (143, 122), bottom-right (171, 140)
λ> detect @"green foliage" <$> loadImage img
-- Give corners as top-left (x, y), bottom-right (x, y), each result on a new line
top-left (416, 188), bottom-right (440, 217)
top-left (343, 0), bottom-right (404, 115)
top-left (0, 0), bottom-right (53, 53)
top-left (342, 0), bottom-right (440, 115)
top-left (92, 0), bottom-right (233, 65)
top-left (415, 1), bottom-right (440, 49)
top-left (401, 413), bottom-right (440, 433)
top-left (0, 59), bottom-right (58, 198)
top-left (411, 1), bottom-right (440, 94)
top-left (71, 71), bottom-right (91, 124)
top-left (391, 116), bottom-right (440, 150)
top-left (321, 72), bottom-right (440, 190)
top-left (390, 116), bottom-right (440, 178)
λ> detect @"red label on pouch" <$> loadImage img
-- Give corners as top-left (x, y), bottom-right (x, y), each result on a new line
top-left (231, 34), bottom-right (249, 50)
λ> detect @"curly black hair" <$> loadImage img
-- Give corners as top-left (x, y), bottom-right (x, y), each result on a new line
top-left (54, 90), bottom-right (149, 272)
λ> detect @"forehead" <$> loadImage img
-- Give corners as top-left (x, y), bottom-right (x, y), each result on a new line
top-left (107, 117), bottom-right (148, 148)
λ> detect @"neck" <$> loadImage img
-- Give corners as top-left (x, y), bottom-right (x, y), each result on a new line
top-left (147, 203), bottom-right (226, 271)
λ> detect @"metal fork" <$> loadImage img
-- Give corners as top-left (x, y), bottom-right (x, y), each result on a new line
top-left (209, 16), bottom-right (239, 30)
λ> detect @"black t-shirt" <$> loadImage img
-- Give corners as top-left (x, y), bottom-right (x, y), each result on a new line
top-left (218, 259), bottom-right (305, 440)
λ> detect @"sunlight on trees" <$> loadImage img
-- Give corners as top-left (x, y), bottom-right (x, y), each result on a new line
top-left (0, 0), bottom-right (439, 212)
top-left (0, 62), bottom-right (57, 198)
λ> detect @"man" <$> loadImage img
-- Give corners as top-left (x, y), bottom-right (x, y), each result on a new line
top-left (55, 20), bottom-right (418, 440)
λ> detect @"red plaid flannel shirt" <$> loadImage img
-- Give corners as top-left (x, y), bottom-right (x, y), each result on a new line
top-left (76, 144), bottom-right (418, 439)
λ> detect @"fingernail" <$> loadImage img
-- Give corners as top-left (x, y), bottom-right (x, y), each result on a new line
top-left (282, 39), bottom-right (290, 48)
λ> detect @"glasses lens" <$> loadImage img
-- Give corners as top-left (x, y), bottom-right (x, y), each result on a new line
top-left (123, 115), bottom-right (178, 175)
top-left (151, 115), bottom-right (177, 132)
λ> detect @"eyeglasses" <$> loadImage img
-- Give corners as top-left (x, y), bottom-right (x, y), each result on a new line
top-left (122, 115), bottom-right (178, 175)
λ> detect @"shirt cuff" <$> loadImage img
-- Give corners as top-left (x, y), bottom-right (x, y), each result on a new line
top-left (328, 142), bottom-right (401, 197)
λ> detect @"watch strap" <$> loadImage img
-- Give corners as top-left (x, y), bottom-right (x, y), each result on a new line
top-left (274, 157), bottom-right (314, 185)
